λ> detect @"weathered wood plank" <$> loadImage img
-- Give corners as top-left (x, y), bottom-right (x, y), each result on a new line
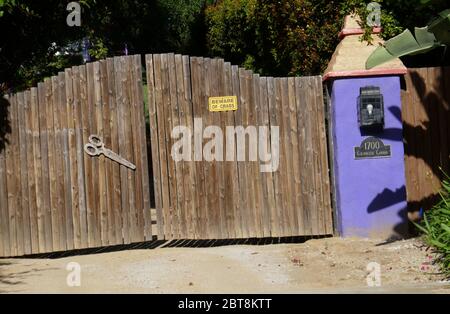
top-left (258, 76), bottom-right (275, 238)
top-left (127, 55), bottom-right (145, 242)
top-left (106, 58), bottom-right (122, 244)
top-left (236, 68), bottom-right (251, 238)
top-left (37, 82), bottom-right (53, 252)
top-left (167, 53), bottom-right (182, 239)
top-left (174, 54), bottom-right (188, 239)
top-left (30, 85), bottom-right (46, 253)
top-left (250, 73), bottom-right (264, 238)
top-left (51, 75), bottom-right (67, 251)
top-left (215, 59), bottom-right (228, 239)
top-left (146, 54), bottom-right (164, 239)
top-left (116, 57), bottom-right (131, 244)
top-left (286, 77), bottom-right (303, 235)
top-left (266, 77), bottom-right (281, 237)
top-left (274, 78), bottom-right (288, 236)
top-left (5, 94), bottom-right (18, 256)
top-left (92, 61), bottom-right (106, 246)
top-left (314, 76), bottom-right (332, 234)
top-left (123, 56), bottom-right (140, 243)
top-left (67, 67), bottom-right (82, 249)
top-left (181, 54), bottom-right (198, 239)
top-left (15, 92), bottom-right (27, 255)
top-left (191, 57), bottom-right (208, 239)
top-left (295, 78), bottom-right (312, 235)
top-left (44, 77), bottom-right (61, 252)
top-left (0, 95), bottom-right (11, 256)
top-left (132, 55), bottom-right (152, 241)
top-left (58, 72), bottom-right (74, 250)
top-left (83, 63), bottom-right (96, 247)
top-left (203, 58), bottom-right (219, 239)
top-left (17, 91), bottom-right (30, 255)
top-left (25, 89), bottom-right (39, 254)
top-left (231, 65), bottom-right (244, 239)
top-left (153, 54), bottom-right (171, 239)
top-left (99, 60), bottom-right (114, 245)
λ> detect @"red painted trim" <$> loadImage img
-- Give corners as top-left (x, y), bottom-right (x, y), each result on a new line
top-left (323, 68), bottom-right (407, 82)
top-left (338, 27), bottom-right (382, 39)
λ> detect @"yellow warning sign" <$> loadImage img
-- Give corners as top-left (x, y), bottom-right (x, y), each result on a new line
top-left (208, 96), bottom-right (238, 112)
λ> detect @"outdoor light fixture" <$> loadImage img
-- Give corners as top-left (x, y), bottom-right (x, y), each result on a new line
top-left (357, 86), bottom-right (384, 130)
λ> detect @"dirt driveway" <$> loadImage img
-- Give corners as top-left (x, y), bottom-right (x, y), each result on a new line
top-left (0, 237), bottom-right (449, 293)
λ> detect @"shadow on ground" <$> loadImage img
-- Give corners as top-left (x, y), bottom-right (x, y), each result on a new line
top-left (1, 235), bottom-right (332, 260)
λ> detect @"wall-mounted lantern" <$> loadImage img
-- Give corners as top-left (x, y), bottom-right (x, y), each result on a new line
top-left (357, 86), bottom-right (384, 130)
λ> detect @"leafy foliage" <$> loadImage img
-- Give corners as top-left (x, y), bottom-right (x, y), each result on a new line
top-left (205, 0), bottom-right (450, 76)
top-left (415, 173), bottom-right (450, 277)
top-left (0, 0), bottom-right (207, 93)
top-left (1, 0), bottom-right (449, 93)
top-left (206, 0), bottom-right (343, 76)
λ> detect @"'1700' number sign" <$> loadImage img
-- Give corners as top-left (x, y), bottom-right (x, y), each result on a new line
top-left (354, 137), bottom-right (391, 160)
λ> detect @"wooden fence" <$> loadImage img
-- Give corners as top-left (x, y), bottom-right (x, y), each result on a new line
top-left (0, 55), bottom-right (152, 257)
top-left (0, 53), bottom-right (334, 257)
top-left (146, 53), bottom-right (333, 240)
top-left (402, 66), bottom-right (450, 212)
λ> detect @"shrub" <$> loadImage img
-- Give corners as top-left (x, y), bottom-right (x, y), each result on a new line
top-left (415, 174), bottom-right (450, 277)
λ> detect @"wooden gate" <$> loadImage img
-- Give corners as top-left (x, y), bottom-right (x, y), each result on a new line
top-left (0, 53), bottom-right (333, 257)
top-left (145, 53), bottom-right (333, 240)
top-left (0, 55), bottom-right (152, 257)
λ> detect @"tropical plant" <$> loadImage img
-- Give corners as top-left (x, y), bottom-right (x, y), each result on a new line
top-left (415, 172), bottom-right (450, 277)
top-left (366, 8), bottom-right (450, 69)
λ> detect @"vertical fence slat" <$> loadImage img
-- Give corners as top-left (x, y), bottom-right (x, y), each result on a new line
top-left (250, 74), bottom-right (264, 238)
top-left (222, 62), bottom-right (238, 239)
top-left (258, 77), bottom-right (275, 238)
top-left (25, 90), bottom-right (39, 254)
top-left (146, 54), bottom-right (164, 239)
top-left (6, 94), bottom-right (18, 256)
top-left (133, 55), bottom-right (152, 241)
top-left (99, 60), bottom-right (113, 245)
top-left (231, 65), bottom-right (244, 239)
top-left (51, 75), bottom-right (65, 251)
top-left (59, 72), bottom-right (74, 250)
top-left (182, 55), bottom-right (198, 239)
top-left (0, 95), bottom-right (11, 256)
top-left (16, 92), bottom-right (27, 255)
top-left (122, 57), bottom-right (137, 243)
top-left (174, 54), bottom-right (188, 239)
top-left (153, 54), bottom-right (171, 239)
top-left (30, 87), bottom-right (44, 253)
top-left (191, 57), bottom-right (207, 239)
top-left (106, 58), bottom-right (123, 244)
top-left (129, 55), bottom-right (145, 242)
top-left (267, 77), bottom-right (281, 237)
top-left (204, 58), bottom-right (218, 239)
top-left (66, 68), bottom-right (81, 249)
top-left (115, 57), bottom-right (130, 244)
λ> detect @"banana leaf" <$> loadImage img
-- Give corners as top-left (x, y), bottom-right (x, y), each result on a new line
top-left (366, 9), bottom-right (450, 69)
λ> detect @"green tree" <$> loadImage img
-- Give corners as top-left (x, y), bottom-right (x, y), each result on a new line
top-left (205, 0), bottom-right (450, 76)
top-left (0, 0), bottom-right (207, 93)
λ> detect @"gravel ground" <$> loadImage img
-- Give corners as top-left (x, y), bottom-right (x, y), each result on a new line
top-left (0, 237), bottom-right (449, 293)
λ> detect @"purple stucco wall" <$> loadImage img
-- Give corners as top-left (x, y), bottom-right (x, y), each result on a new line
top-left (330, 76), bottom-right (408, 239)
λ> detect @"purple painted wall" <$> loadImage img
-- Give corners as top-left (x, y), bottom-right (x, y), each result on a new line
top-left (330, 76), bottom-right (408, 239)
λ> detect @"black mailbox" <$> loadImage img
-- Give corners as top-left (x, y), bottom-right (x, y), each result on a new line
top-left (357, 86), bottom-right (384, 130)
